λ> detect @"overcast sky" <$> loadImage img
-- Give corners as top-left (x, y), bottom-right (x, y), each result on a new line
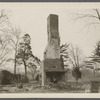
top-left (0, 3), bottom-right (100, 60)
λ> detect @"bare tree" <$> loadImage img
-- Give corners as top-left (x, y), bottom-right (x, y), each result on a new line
top-left (74, 9), bottom-right (100, 20)
top-left (1, 26), bottom-right (21, 75)
top-left (68, 45), bottom-right (84, 68)
top-left (0, 9), bottom-right (9, 25)
top-left (71, 9), bottom-right (100, 77)
top-left (72, 9), bottom-right (100, 31)
top-left (0, 9), bottom-right (11, 67)
top-left (0, 9), bottom-right (22, 75)
top-left (0, 34), bottom-right (11, 67)
top-left (68, 45), bottom-right (85, 83)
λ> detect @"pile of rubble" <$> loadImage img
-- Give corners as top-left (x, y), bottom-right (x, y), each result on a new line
top-left (41, 81), bottom-right (85, 91)
top-left (0, 81), bottom-right (41, 93)
top-left (0, 81), bottom-right (86, 93)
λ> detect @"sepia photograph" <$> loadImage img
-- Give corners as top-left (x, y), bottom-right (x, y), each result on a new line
top-left (0, 3), bottom-right (100, 98)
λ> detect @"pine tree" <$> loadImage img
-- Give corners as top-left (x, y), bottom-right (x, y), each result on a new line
top-left (16, 34), bottom-right (33, 82)
top-left (91, 41), bottom-right (100, 64)
top-left (16, 34), bottom-right (41, 82)
top-left (60, 43), bottom-right (69, 68)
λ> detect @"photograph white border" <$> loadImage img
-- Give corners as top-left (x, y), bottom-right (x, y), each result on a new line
top-left (0, 2), bottom-right (99, 98)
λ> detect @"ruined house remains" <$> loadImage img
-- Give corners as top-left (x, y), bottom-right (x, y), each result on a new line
top-left (42, 14), bottom-right (66, 86)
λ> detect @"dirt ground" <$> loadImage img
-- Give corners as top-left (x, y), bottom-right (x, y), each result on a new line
top-left (0, 81), bottom-right (85, 93)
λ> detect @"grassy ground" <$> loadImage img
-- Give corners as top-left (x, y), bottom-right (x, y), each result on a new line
top-left (0, 81), bottom-right (85, 93)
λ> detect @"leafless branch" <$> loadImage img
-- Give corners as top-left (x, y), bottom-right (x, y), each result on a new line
top-left (68, 45), bottom-right (84, 69)
top-left (73, 12), bottom-right (99, 21)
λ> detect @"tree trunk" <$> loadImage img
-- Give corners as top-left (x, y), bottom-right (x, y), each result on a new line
top-left (14, 51), bottom-right (17, 75)
top-left (25, 65), bottom-right (27, 81)
top-left (29, 67), bottom-right (35, 80)
top-left (23, 59), bottom-right (27, 82)
top-left (93, 69), bottom-right (95, 76)
top-left (76, 78), bottom-right (78, 84)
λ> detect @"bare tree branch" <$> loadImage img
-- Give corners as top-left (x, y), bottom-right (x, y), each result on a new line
top-left (68, 45), bottom-right (84, 69)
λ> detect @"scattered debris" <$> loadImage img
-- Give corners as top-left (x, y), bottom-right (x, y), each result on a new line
top-left (18, 83), bottom-right (23, 89)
